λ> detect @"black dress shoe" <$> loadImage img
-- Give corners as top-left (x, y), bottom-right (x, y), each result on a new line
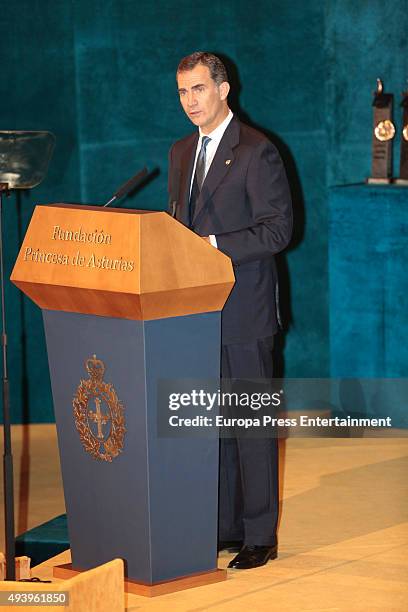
top-left (228, 544), bottom-right (277, 569)
top-left (217, 540), bottom-right (243, 553)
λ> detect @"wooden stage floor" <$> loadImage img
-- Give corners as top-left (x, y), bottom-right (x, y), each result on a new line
top-left (1, 425), bottom-right (407, 611)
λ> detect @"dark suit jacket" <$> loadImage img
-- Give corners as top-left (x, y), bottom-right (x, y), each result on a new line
top-left (168, 116), bottom-right (292, 345)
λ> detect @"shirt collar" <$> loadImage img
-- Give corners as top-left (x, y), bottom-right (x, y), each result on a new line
top-left (199, 109), bottom-right (233, 144)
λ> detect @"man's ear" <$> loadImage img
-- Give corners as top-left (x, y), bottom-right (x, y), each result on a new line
top-left (219, 81), bottom-right (230, 101)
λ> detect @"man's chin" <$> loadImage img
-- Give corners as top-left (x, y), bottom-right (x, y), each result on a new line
top-left (188, 113), bottom-right (205, 126)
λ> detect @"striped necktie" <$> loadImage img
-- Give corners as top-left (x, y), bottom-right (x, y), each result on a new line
top-left (189, 136), bottom-right (211, 226)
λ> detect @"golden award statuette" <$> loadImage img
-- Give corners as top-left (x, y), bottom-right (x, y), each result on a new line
top-left (395, 86), bottom-right (408, 184)
top-left (367, 78), bottom-right (394, 184)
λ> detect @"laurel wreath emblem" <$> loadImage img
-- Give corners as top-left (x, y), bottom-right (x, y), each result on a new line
top-left (73, 355), bottom-right (126, 462)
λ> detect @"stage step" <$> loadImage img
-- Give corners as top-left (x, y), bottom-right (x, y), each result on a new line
top-left (15, 514), bottom-right (69, 567)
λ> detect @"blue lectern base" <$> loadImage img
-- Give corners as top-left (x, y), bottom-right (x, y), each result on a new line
top-left (43, 309), bottom-right (221, 584)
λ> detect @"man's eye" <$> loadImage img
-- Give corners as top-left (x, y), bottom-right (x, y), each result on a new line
top-left (179, 91), bottom-right (185, 96)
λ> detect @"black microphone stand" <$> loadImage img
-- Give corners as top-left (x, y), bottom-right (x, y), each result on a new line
top-left (0, 130), bottom-right (55, 580)
top-left (0, 182), bottom-right (15, 580)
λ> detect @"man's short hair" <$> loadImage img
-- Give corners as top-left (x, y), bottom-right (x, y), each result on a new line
top-left (177, 52), bottom-right (228, 86)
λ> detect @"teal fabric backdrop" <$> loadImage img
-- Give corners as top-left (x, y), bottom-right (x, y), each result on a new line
top-left (329, 185), bottom-right (408, 378)
top-left (1, 1), bottom-right (407, 422)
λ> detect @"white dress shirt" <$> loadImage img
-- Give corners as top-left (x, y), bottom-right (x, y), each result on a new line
top-left (190, 109), bottom-right (234, 248)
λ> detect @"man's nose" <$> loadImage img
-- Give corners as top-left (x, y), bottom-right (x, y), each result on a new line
top-left (187, 91), bottom-right (197, 107)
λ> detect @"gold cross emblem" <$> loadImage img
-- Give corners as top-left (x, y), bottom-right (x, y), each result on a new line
top-left (88, 397), bottom-right (110, 440)
top-left (73, 355), bottom-right (126, 462)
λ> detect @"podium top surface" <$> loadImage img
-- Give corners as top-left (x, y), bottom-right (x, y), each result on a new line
top-left (11, 204), bottom-right (235, 320)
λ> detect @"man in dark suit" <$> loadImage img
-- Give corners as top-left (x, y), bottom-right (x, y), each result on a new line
top-left (168, 52), bottom-right (292, 569)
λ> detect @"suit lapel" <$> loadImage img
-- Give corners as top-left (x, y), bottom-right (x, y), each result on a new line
top-left (175, 133), bottom-right (198, 226)
top-left (192, 117), bottom-right (240, 225)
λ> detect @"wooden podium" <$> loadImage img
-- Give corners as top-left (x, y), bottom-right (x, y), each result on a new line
top-left (11, 204), bottom-right (234, 595)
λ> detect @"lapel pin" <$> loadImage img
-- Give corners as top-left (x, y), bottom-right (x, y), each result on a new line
top-left (225, 159), bottom-right (232, 165)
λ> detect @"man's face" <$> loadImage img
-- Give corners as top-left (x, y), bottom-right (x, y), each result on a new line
top-left (177, 64), bottom-right (229, 134)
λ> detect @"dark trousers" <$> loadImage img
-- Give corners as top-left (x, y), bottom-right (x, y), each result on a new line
top-left (218, 336), bottom-right (279, 546)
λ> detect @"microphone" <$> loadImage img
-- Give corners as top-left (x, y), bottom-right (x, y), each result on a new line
top-left (104, 167), bottom-right (148, 207)
top-left (169, 168), bottom-right (181, 217)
